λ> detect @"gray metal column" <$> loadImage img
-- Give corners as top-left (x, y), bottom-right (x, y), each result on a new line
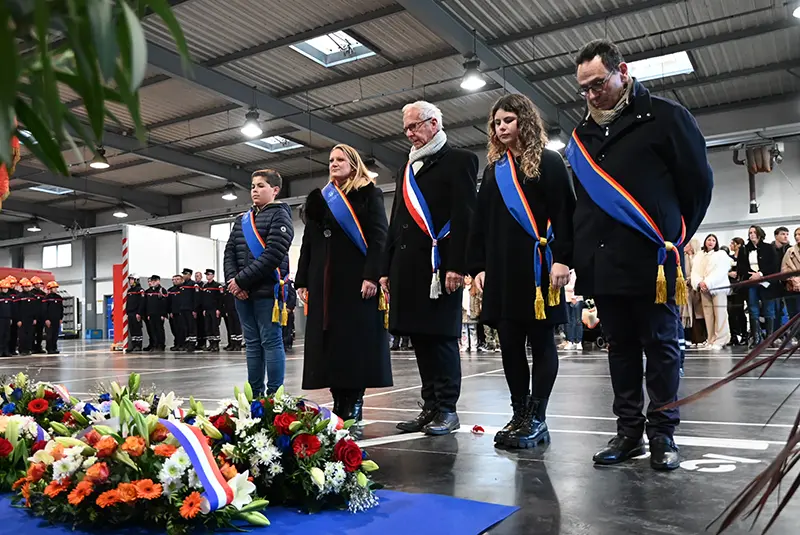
top-left (83, 230), bottom-right (98, 333)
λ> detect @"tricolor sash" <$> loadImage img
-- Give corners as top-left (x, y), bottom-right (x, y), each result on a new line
top-left (565, 131), bottom-right (687, 304)
top-left (241, 209), bottom-right (286, 324)
top-left (495, 151), bottom-right (559, 319)
top-left (159, 418), bottom-right (234, 512)
top-left (403, 163), bottom-right (451, 299)
top-left (322, 182), bottom-right (367, 255)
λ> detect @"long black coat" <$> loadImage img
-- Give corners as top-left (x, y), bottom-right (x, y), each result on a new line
top-left (295, 183), bottom-right (392, 390)
top-left (737, 240), bottom-right (781, 299)
top-left (570, 81), bottom-right (713, 299)
top-left (384, 143), bottom-right (479, 338)
top-left (468, 150), bottom-right (575, 326)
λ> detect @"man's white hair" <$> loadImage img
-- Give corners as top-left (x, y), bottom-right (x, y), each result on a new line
top-left (402, 101), bottom-right (444, 130)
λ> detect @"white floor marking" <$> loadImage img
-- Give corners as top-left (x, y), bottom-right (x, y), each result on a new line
top-left (360, 368), bottom-right (506, 400)
top-left (56, 363), bottom-right (237, 385)
top-left (482, 372), bottom-right (800, 381)
top-left (357, 432), bottom-right (427, 448)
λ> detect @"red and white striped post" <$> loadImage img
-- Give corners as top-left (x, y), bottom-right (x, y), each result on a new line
top-left (120, 235), bottom-right (129, 350)
top-left (112, 231), bottom-right (130, 351)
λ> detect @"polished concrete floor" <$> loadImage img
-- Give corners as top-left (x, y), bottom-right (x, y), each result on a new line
top-left (2, 340), bottom-right (799, 534)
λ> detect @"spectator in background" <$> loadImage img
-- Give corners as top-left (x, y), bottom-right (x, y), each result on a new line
top-left (781, 227), bottom-right (800, 344)
top-left (774, 227), bottom-right (792, 328)
top-left (690, 234), bottom-right (731, 350)
top-left (738, 225), bottom-right (780, 348)
top-left (460, 275), bottom-right (479, 352)
top-left (564, 269), bottom-right (584, 350)
top-left (727, 238), bottom-right (747, 345)
top-left (683, 239), bottom-right (707, 347)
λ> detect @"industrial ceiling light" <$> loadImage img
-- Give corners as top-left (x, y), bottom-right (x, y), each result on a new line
top-left (89, 146), bottom-right (110, 170)
top-left (112, 204), bottom-right (129, 219)
top-left (221, 183), bottom-right (238, 201)
top-left (460, 57), bottom-right (486, 91)
top-left (241, 108), bottom-right (263, 138)
top-left (27, 219), bottom-right (42, 232)
top-left (794, 5), bottom-right (800, 18)
top-left (546, 138), bottom-right (566, 151)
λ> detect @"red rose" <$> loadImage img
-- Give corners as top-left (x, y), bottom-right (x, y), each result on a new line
top-left (0, 438), bottom-right (12, 458)
top-left (43, 390), bottom-right (59, 401)
top-left (62, 412), bottom-right (74, 424)
top-left (84, 430), bottom-right (102, 447)
top-left (273, 413), bottom-right (298, 435)
top-left (292, 434), bottom-right (321, 459)
top-left (32, 440), bottom-right (47, 453)
top-left (333, 439), bottom-right (363, 472)
top-left (209, 414), bottom-right (234, 436)
top-left (28, 398), bottom-right (49, 415)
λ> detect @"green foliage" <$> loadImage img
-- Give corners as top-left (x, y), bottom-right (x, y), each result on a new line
top-left (1, 0), bottom-right (190, 175)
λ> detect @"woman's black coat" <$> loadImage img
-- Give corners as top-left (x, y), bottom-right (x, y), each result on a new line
top-left (383, 144), bottom-right (479, 338)
top-left (737, 240), bottom-right (781, 299)
top-left (468, 150), bottom-right (575, 327)
top-left (295, 183), bottom-right (392, 390)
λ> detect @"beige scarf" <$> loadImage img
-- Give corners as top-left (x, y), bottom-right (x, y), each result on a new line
top-left (587, 82), bottom-right (633, 126)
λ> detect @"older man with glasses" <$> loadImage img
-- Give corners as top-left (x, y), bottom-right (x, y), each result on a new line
top-left (564, 39), bottom-right (713, 470)
top-left (382, 101), bottom-right (479, 436)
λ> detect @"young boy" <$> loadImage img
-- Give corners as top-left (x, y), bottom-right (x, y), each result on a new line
top-left (43, 281), bottom-right (64, 354)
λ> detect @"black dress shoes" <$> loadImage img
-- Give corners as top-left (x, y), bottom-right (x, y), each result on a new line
top-left (423, 411), bottom-right (460, 436)
top-left (396, 407), bottom-right (437, 433)
top-left (593, 434), bottom-right (647, 465)
top-left (649, 436), bottom-right (681, 471)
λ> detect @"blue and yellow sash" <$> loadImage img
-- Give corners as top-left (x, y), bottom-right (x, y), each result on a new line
top-left (322, 182), bottom-right (368, 255)
top-left (495, 151), bottom-right (558, 319)
top-left (403, 163), bottom-right (451, 299)
top-left (565, 132), bottom-right (687, 304)
top-left (241, 209), bottom-right (285, 323)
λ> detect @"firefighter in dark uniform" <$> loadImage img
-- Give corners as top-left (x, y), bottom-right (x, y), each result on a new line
top-left (142, 275), bottom-right (168, 351)
top-left (15, 278), bottom-right (39, 356)
top-left (222, 286), bottom-right (243, 351)
top-left (5, 276), bottom-right (18, 355)
top-left (194, 271), bottom-right (206, 350)
top-left (126, 275), bottom-right (145, 352)
top-left (201, 269), bottom-right (224, 352)
top-left (42, 281), bottom-right (64, 354)
top-left (30, 276), bottom-right (47, 354)
top-left (282, 274), bottom-right (297, 350)
top-left (178, 268), bottom-right (199, 352)
top-left (142, 278), bottom-right (156, 351)
top-left (0, 279), bottom-right (13, 357)
top-left (167, 275), bottom-right (185, 351)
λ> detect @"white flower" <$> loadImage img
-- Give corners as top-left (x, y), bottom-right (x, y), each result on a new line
top-left (187, 468), bottom-right (202, 489)
top-left (229, 470), bottom-right (256, 510)
top-left (89, 411), bottom-right (108, 424)
top-left (159, 459), bottom-right (185, 484)
top-left (29, 450), bottom-right (55, 466)
top-left (161, 478), bottom-right (183, 497)
top-left (83, 456), bottom-right (97, 469)
top-left (52, 458), bottom-right (78, 482)
top-left (309, 466), bottom-right (325, 492)
top-left (324, 461), bottom-right (346, 494)
top-left (249, 430), bottom-right (270, 450)
top-left (268, 462), bottom-right (283, 476)
top-left (335, 429), bottom-right (350, 442)
top-left (64, 446), bottom-right (84, 458)
top-left (234, 416), bottom-right (260, 436)
top-left (216, 399), bottom-right (237, 412)
top-left (171, 448), bottom-right (191, 470)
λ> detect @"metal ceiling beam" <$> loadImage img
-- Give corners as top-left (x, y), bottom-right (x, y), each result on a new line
top-left (1, 198), bottom-right (89, 228)
top-left (557, 59), bottom-right (800, 111)
top-left (190, 125), bottom-right (298, 153)
top-left (387, 0), bottom-right (574, 133)
top-left (14, 165), bottom-right (173, 216)
top-left (146, 103), bottom-right (241, 131)
top-left (146, 42), bottom-right (408, 169)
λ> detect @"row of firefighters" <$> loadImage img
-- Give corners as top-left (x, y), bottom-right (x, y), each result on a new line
top-left (0, 275), bottom-right (65, 356)
top-left (125, 268), bottom-right (296, 353)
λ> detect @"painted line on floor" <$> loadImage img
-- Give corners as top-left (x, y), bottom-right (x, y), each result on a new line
top-left (361, 407), bottom-right (795, 429)
top-left (357, 432), bottom-right (427, 448)
top-left (360, 368), bottom-right (506, 401)
top-left (481, 372), bottom-right (800, 381)
top-left (361, 420), bottom-right (778, 450)
top-left (55, 363), bottom-right (238, 385)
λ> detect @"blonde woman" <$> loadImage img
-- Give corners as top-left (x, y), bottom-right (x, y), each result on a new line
top-left (295, 144), bottom-right (392, 422)
top-left (690, 234), bottom-right (731, 350)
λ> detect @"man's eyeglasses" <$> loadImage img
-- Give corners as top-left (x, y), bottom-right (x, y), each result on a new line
top-left (576, 71), bottom-right (615, 98)
top-left (403, 117), bottom-right (432, 134)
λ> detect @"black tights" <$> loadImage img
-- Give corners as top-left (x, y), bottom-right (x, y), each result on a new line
top-left (497, 321), bottom-right (558, 399)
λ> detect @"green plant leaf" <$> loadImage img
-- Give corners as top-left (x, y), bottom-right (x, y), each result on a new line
top-left (33, 0), bottom-right (63, 138)
top-left (88, 0), bottom-right (115, 81)
top-left (145, 0), bottom-right (192, 72)
top-left (113, 449), bottom-right (139, 471)
top-left (15, 99), bottom-right (69, 175)
top-left (0, 3), bottom-right (19, 164)
top-left (120, 1), bottom-right (147, 91)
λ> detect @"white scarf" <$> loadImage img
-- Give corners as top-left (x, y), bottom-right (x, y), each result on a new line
top-left (408, 129), bottom-right (448, 165)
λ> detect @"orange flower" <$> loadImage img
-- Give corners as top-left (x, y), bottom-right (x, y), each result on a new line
top-left (220, 462), bottom-right (237, 481)
top-left (50, 443), bottom-right (65, 461)
top-left (44, 479), bottom-right (71, 498)
top-left (12, 477), bottom-right (27, 490)
top-left (153, 444), bottom-right (177, 457)
top-left (83, 430), bottom-right (102, 447)
top-left (150, 424), bottom-right (169, 443)
top-left (95, 436), bottom-right (118, 458)
top-left (180, 491), bottom-right (203, 519)
top-left (133, 479), bottom-right (162, 500)
top-left (85, 462), bottom-right (110, 484)
top-left (26, 462), bottom-right (46, 483)
top-left (120, 436), bottom-right (146, 457)
top-left (116, 482), bottom-right (138, 503)
top-left (67, 481), bottom-right (94, 506)
top-left (96, 489), bottom-right (120, 508)
top-left (21, 482), bottom-right (31, 507)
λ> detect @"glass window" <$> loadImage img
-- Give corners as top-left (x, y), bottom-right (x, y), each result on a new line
top-left (42, 243), bottom-right (72, 268)
top-left (210, 222), bottom-right (233, 242)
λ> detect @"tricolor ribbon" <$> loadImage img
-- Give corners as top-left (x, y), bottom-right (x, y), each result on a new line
top-left (159, 418), bottom-right (234, 512)
top-left (495, 151), bottom-right (558, 319)
top-left (403, 163), bottom-right (451, 299)
top-left (322, 182), bottom-right (368, 255)
top-left (566, 131), bottom-right (687, 305)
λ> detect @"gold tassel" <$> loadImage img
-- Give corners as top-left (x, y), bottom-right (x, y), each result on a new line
top-left (378, 290), bottom-right (387, 312)
top-left (534, 286), bottom-right (546, 320)
top-left (675, 268), bottom-right (687, 306)
top-left (548, 285), bottom-right (560, 307)
top-left (272, 299), bottom-right (280, 323)
top-left (281, 303), bottom-right (288, 326)
top-left (655, 264), bottom-right (667, 304)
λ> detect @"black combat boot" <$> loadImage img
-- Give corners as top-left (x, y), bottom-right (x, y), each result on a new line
top-left (494, 394), bottom-right (529, 446)
top-left (505, 398), bottom-right (550, 448)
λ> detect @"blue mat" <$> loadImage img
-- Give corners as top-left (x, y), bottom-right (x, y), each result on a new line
top-left (0, 490), bottom-right (518, 534)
